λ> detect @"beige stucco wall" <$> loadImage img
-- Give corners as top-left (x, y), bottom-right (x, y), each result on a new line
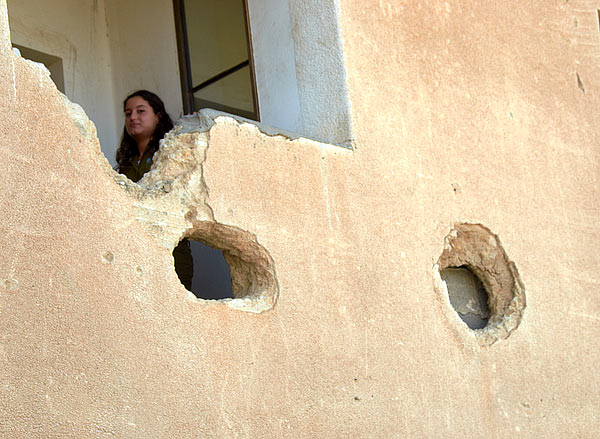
top-left (1, 0), bottom-right (598, 438)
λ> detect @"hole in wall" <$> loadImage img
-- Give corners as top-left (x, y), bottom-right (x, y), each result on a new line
top-left (440, 266), bottom-right (490, 329)
top-left (436, 223), bottom-right (526, 345)
top-left (174, 221), bottom-right (278, 311)
top-left (173, 239), bottom-right (234, 299)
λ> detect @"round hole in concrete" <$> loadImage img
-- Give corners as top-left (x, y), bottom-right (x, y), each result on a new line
top-left (174, 221), bottom-right (279, 313)
top-left (440, 266), bottom-right (490, 329)
top-left (437, 223), bottom-right (526, 345)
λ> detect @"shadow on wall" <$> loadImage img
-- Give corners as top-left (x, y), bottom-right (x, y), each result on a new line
top-left (189, 240), bottom-right (233, 299)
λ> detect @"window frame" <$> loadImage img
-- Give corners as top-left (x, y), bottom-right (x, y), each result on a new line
top-left (172, 0), bottom-right (260, 120)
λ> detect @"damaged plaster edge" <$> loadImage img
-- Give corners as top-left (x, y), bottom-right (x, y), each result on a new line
top-left (60, 93), bottom-right (173, 250)
top-left (10, 46), bottom-right (88, 142)
top-left (137, 130), bottom-right (211, 196)
top-left (193, 129), bottom-right (217, 224)
top-left (13, 49), bottom-right (52, 80)
top-left (176, 108), bottom-right (354, 152)
top-left (53, 89), bottom-right (145, 200)
top-left (434, 222), bottom-right (527, 347)
top-left (59, 93), bottom-right (130, 184)
top-left (9, 46), bottom-right (66, 108)
top-left (192, 294), bottom-right (277, 314)
top-left (61, 93), bottom-right (97, 141)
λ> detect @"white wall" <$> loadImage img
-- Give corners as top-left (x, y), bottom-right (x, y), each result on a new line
top-left (287, 0), bottom-right (353, 146)
top-left (247, 0), bottom-right (353, 147)
top-left (247, 0), bottom-right (302, 132)
top-left (104, 0), bottom-right (182, 140)
top-left (7, 0), bottom-right (119, 163)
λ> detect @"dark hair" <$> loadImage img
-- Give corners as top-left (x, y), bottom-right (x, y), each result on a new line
top-left (115, 90), bottom-right (174, 173)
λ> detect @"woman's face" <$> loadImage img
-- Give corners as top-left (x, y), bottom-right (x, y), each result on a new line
top-left (124, 96), bottom-right (160, 143)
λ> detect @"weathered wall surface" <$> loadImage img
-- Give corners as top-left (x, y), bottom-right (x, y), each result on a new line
top-left (1, 1), bottom-right (599, 438)
top-left (336, 0), bottom-right (600, 435)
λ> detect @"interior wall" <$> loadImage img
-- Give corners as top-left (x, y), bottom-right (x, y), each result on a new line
top-left (104, 0), bottom-right (182, 157)
top-left (6, 0), bottom-right (119, 163)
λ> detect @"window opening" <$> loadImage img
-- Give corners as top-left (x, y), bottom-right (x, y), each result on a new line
top-left (12, 43), bottom-right (65, 93)
top-left (440, 266), bottom-right (490, 329)
top-left (173, 0), bottom-right (259, 120)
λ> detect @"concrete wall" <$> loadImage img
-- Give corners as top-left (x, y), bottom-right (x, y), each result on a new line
top-left (0, 0), bottom-right (599, 438)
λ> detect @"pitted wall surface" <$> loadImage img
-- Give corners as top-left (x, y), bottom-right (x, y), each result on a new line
top-left (0, 0), bottom-right (599, 437)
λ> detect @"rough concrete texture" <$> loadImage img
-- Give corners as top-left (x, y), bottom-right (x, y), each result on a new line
top-left (437, 223), bottom-right (526, 345)
top-left (1, 0), bottom-right (599, 438)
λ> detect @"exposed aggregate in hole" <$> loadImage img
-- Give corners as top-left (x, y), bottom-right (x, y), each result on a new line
top-left (437, 223), bottom-right (526, 346)
top-left (186, 221), bottom-right (278, 311)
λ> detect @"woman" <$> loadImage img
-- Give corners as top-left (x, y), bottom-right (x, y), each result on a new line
top-left (116, 90), bottom-right (193, 290)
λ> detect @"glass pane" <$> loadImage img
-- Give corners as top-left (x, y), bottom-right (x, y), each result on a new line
top-left (184, 0), bottom-right (256, 118)
top-left (193, 66), bottom-right (255, 116)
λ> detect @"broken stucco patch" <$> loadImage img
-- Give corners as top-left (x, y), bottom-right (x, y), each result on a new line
top-left (2, 278), bottom-right (18, 292)
top-left (61, 100), bottom-right (280, 313)
top-left (178, 109), bottom-right (354, 150)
